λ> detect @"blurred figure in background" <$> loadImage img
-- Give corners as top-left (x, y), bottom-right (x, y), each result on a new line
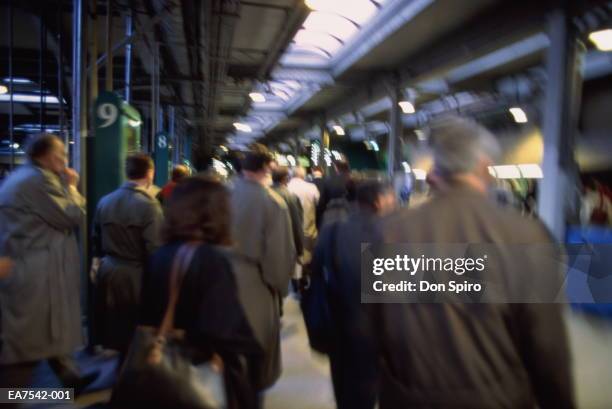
top-left (375, 116), bottom-right (574, 409)
top-left (138, 177), bottom-right (262, 409)
top-left (229, 145), bottom-right (296, 392)
top-left (288, 166), bottom-right (320, 288)
top-left (311, 179), bottom-right (396, 409)
top-left (91, 154), bottom-right (163, 363)
top-left (157, 164), bottom-right (189, 204)
top-left (316, 159), bottom-right (353, 228)
top-left (310, 165), bottom-right (324, 193)
top-left (0, 134), bottom-right (95, 392)
top-left (272, 167), bottom-right (304, 263)
top-left (580, 178), bottom-right (612, 225)
top-left (272, 167), bottom-right (304, 294)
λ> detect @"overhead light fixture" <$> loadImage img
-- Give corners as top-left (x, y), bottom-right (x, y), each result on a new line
top-left (369, 140), bottom-right (379, 152)
top-left (509, 107), bottom-right (528, 123)
top-left (3, 77), bottom-right (32, 84)
top-left (332, 125), bottom-right (345, 136)
top-left (401, 161), bottom-right (411, 173)
top-left (0, 85), bottom-right (7, 95)
top-left (233, 122), bottom-right (252, 133)
top-left (398, 101), bottom-right (415, 114)
top-left (127, 119), bottom-right (141, 127)
top-left (0, 94), bottom-right (60, 104)
top-left (249, 92), bottom-right (266, 103)
top-left (588, 29), bottom-right (612, 51)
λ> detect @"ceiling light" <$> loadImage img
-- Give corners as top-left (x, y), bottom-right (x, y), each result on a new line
top-left (369, 140), bottom-right (379, 152)
top-left (589, 29), bottom-right (612, 51)
top-left (0, 94), bottom-right (59, 104)
top-left (127, 119), bottom-right (141, 127)
top-left (249, 92), bottom-right (266, 103)
top-left (0, 85), bottom-right (7, 95)
top-left (401, 161), bottom-right (411, 173)
top-left (233, 122), bottom-right (252, 133)
top-left (398, 101), bottom-right (415, 114)
top-left (509, 107), bottom-right (528, 123)
top-left (3, 77), bottom-right (32, 84)
top-left (332, 125), bottom-right (345, 135)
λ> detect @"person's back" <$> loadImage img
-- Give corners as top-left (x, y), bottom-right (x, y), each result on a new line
top-left (157, 164), bottom-right (189, 204)
top-left (316, 160), bottom-right (351, 227)
top-left (374, 116), bottom-right (573, 409)
top-left (91, 154), bottom-right (163, 354)
top-left (311, 180), bottom-right (396, 409)
top-left (94, 184), bottom-right (162, 261)
top-left (228, 145), bottom-right (296, 390)
top-left (287, 170), bottom-right (319, 244)
top-left (125, 177), bottom-right (261, 409)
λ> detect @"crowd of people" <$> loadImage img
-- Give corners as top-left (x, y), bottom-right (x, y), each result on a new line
top-left (0, 116), bottom-right (575, 408)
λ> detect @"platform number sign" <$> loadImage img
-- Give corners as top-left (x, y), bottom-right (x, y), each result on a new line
top-left (97, 103), bottom-right (119, 128)
top-left (154, 132), bottom-right (170, 185)
top-left (157, 134), bottom-right (167, 149)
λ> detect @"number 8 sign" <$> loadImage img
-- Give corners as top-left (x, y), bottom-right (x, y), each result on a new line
top-left (157, 134), bottom-right (167, 149)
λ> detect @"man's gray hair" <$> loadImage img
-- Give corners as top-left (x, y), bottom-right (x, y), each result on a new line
top-left (427, 115), bottom-right (501, 178)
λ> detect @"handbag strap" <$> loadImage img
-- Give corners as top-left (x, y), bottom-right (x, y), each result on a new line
top-left (157, 242), bottom-right (200, 336)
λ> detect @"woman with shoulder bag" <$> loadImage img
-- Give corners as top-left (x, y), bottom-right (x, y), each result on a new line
top-left (112, 176), bottom-right (262, 409)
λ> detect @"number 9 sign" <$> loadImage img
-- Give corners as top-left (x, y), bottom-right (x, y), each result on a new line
top-left (97, 103), bottom-right (118, 128)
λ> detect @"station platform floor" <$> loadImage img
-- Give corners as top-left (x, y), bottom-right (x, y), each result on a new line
top-left (17, 299), bottom-right (612, 409)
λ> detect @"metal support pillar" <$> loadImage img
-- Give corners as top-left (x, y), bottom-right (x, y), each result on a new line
top-left (8, 0), bottom-right (15, 170)
top-left (57, 0), bottom-right (65, 144)
top-left (40, 13), bottom-right (46, 131)
top-left (387, 83), bottom-right (403, 179)
top-left (105, 0), bottom-right (113, 91)
top-left (169, 106), bottom-right (178, 163)
top-left (124, 11), bottom-right (133, 103)
top-left (537, 8), bottom-right (584, 240)
top-left (71, 0), bottom-right (87, 173)
top-left (89, 0), bottom-right (98, 102)
top-left (150, 44), bottom-right (159, 152)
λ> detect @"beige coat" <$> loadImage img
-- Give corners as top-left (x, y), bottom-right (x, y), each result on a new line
top-left (228, 177), bottom-right (296, 389)
top-left (0, 165), bottom-right (85, 364)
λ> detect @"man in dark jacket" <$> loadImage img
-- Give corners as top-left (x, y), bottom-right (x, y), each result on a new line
top-left (311, 180), bottom-right (396, 409)
top-left (374, 116), bottom-right (574, 409)
top-left (91, 153), bottom-right (163, 359)
top-left (315, 159), bottom-right (352, 228)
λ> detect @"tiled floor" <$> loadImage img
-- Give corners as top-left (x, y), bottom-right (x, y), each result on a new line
top-left (263, 298), bottom-right (335, 409)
